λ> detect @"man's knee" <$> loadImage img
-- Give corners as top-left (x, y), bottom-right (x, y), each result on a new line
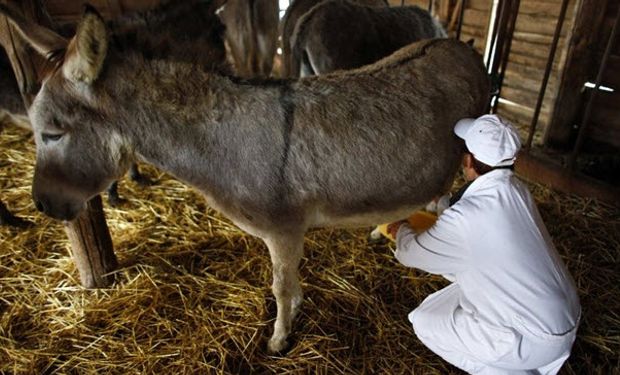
top-left (409, 306), bottom-right (432, 339)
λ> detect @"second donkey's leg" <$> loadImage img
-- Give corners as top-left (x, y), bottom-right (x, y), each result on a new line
top-left (264, 232), bottom-right (304, 353)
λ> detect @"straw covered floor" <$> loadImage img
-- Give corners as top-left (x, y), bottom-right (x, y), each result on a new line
top-left (1, 125), bottom-right (619, 374)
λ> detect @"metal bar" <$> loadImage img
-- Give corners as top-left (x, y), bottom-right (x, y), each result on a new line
top-left (567, 4), bottom-right (620, 170)
top-left (485, 0), bottom-right (504, 70)
top-left (428, 0), bottom-right (432, 13)
top-left (524, 0), bottom-right (570, 151)
top-left (484, 0), bottom-right (507, 113)
top-left (456, 0), bottom-right (467, 40)
top-left (491, 0), bottom-right (520, 113)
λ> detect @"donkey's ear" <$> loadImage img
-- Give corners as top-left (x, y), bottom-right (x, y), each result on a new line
top-left (62, 4), bottom-right (108, 84)
top-left (0, 3), bottom-right (67, 60)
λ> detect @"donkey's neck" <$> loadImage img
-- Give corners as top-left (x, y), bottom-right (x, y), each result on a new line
top-left (106, 56), bottom-right (289, 204)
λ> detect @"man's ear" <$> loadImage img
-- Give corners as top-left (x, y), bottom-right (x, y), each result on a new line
top-left (462, 153), bottom-right (474, 168)
top-left (62, 4), bottom-right (108, 84)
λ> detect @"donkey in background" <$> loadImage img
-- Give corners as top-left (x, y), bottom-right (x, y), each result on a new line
top-left (290, 0), bottom-right (446, 77)
top-left (279, 0), bottom-right (388, 78)
top-left (0, 4), bottom-right (489, 353)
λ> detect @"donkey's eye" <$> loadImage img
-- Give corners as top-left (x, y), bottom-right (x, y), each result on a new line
top-left (42, 133), bottom-right (63, 143)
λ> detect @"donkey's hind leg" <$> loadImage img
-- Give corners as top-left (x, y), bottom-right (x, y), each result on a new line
top-left (128, 163), bottom-right (155, 187)
top-left (263, 232), bottom-right (304, 353)
top-left (106, 181), bottom-right (126, 207)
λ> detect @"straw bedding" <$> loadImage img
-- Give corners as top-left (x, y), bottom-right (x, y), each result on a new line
top-left (1, 124), bottom-right (619, 374)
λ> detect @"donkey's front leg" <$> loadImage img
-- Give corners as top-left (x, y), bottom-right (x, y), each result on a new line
top-left (263, 232), bottom-right (304, 353)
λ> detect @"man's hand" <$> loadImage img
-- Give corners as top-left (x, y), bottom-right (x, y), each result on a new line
top-left (386, 220), bottom-right (408, 239)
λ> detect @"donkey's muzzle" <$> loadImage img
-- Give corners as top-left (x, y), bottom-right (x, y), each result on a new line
top-left (32, 192), bottom-right (82, 221)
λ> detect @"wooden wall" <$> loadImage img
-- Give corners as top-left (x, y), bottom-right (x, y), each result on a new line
top-left (496, 0), bottom-right (578, 146)
top-left (390, 0), bottom-right (579, 147)
top-left (43, 0), bottom-right (162, 24)
top-left (585, 0), bottom-right (620, 148)
top-left (387, 0), bottom-right (490, 54)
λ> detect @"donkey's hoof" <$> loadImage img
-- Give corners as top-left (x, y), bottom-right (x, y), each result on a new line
top-left (369, 227), bottom-right (382, 240)
top-left (0, 203), bottom-right (34, 228)
top-left (1, 215), bottom-right (34, 228)
top-left (131, 173), bottom-right (156, 187)
top-left (107, 195), bottom-right (128, 208)
top-left (267, 336), bottom-right (290, 354)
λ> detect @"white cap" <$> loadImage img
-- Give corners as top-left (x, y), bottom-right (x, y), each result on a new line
top-left (454, 114), bottom-right (522, 167)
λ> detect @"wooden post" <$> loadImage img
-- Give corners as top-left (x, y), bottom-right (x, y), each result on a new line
top-left (64, 196), bottom-right (118, 288)
top-left (0, 1), bottom-right (117, 288)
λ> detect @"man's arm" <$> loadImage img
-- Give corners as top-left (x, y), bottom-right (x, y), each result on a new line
top-left (393, 207), bottom-right (468, 275)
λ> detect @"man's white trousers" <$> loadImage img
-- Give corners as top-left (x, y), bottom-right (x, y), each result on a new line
top-left (409, 283), bottom-right (577, 374)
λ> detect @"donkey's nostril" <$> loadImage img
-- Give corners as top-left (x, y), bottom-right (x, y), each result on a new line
top-left (35, 200), bottom-right (44, 212)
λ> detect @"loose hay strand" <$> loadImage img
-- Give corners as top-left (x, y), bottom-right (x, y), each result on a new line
top-left (1, 124), bottom-right (619, 374)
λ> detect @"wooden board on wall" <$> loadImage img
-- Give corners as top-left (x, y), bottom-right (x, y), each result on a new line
top-left (546, 0), bottom-right (619, 150)
top-left (495, 0), bottom-right (579, 147)
top-left (44, 0), bottom-right (162, 24)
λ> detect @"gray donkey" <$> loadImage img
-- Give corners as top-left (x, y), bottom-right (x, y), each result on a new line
top-left (290, 0), bottom-right (446, 77)
top-left (0, 0), bottom-right (229, 212)
top-left (0, 4), bottom-right (488, 353)
top-left (280, 0), bottom-right (388, 77)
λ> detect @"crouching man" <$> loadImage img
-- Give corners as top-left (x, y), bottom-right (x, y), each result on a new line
top-left (387, 115), bottom-right (580, 374)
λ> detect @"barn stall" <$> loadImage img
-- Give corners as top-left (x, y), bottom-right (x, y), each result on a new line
top-left (0, 0), bottom-right (619, 373)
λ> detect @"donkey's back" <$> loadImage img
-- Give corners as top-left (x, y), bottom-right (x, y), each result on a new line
top-left (264, 39), bottom-right (489, 227)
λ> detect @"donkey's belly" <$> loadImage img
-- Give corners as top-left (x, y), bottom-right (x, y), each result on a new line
top-left (308, 204), bottom-right (425, 229)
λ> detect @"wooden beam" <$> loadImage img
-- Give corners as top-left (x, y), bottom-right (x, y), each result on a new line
top-left (545, 0), bottom-right (610, 149)
top-left (515, 151), bottom-right (620, 204)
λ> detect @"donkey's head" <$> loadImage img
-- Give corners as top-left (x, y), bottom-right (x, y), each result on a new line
top-left (0, 4), bottom-right (131, 220)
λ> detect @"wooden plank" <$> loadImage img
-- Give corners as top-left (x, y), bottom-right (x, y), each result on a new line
top-left (460, 24), bottom-right (487, 37)
top-left (503, 68), bottom-right (560, 95)
top-left (507, 51), bottom-right (563, 70)
top-left (119, 0), bottom-right (162, 13)
top-left (496, 101), bottom-right (551, 129)
top-left (602, 54), bottom-right (620, 88)
top-left (463, 8), bottom-right (489, 26)
top-left (546, 0), bottom-right (611, 148)
top-left (500, 86), bottom-right (555, 113)
top-left (591, 91), bottom-right (620, 110)
top-left (515, 152), bottom-right (620, 205)
top-left (467, 0), bottom-right (492, 11)
top-left (510, 38), bottom-right (568, 60)
top-left (512, 30), bottom-right (557, 45)
top-left (436, 0), bottom-right (453, 24)
top-left (514, 12), bottom-right (572, 37)
top-left (518, 1), bottom-right (565, 16)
